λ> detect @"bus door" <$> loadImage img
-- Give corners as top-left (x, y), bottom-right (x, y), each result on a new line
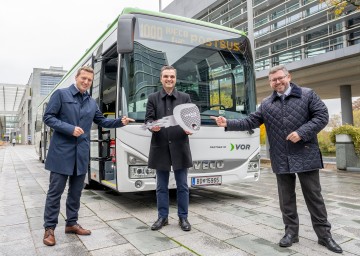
top-left (89, 47), bottom-right (119, 190)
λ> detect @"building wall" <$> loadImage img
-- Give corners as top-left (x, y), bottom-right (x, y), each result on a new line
top-left (163, 0), bottom-right (360, 72)
top-left (26, 66), bottom-right (67, 145)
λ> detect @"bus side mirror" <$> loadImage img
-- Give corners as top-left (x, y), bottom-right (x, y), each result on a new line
top-left (117, 14), bottom-right (136, 54)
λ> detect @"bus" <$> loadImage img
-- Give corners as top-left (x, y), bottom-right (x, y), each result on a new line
top-left (34, 7), bottom-right (260, 192)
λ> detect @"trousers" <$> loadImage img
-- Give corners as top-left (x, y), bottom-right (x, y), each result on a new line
top-left (43, 171), bottom-right (85, 228)
top-left (156, 168), bottom-right (189, 218)
top-left (276, 170), bottom-right (332, 238)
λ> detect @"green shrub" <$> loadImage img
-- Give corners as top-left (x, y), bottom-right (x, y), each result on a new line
top-left (330, 124), bottom-right (360, 156)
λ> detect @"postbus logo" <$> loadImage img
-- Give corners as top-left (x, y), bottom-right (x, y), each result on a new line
top-left (230, 143), bottom-right (250, 151)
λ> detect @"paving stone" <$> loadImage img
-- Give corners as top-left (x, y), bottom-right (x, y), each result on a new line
top-left (31, 227), bottom-right (80, 248)
top-left (124, 230), bottom-right (178, 254)
top-left (36, 241), bottom-right (90, 256)
top-left (226, 234), bottom-right (295, 256)
top-left (26, 207), bottom-right (45, 218)
top-left (76, 215), bottom-right (110, 230)
top-left (0, 223), bottom-right (32, 243)
top-left (90, 243), bottom-right (143, 256)
top-left (0, 213), bottom-right (28, 227)
top-left (0, 238), bottom-right (37, 256)
top-left (193, 221), bottom-right (247, 240)
top-left (108, 217), bottom-right (149, 235)
top-left (340, 239), bottom-right (360, 255)
top-left (78, 226), bottom-right (127, 251)
top-left (0, 204), bottom-right (27, 216)
top-left (148, 247), bottom-right (196, 256)
top-left (95, 207), bottom-right (132, 221)
top-left (174, 231), bottom-right (247, 256)
top-left (333, 226), bottom-right (360, 240)
top-left (217, 204), bottom-right (259, 218)
top-left (245, 213), bottom-right (284, 230)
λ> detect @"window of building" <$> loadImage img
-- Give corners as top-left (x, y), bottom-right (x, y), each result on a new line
top-left (40, 75), bottom-right (63, 96)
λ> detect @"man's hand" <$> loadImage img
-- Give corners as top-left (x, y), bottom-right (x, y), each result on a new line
top-left (286, 131), bottom-right (301, 143)
top-left (185, 130), bottom-right (193, 135)
top-left (151, 125), bottom-right (161, 132)
top-left (73, 126), bottom-right (84, 137)
top-left (210, 116), bottom-right (227, 127)
top-left (121, 116), bottom-right (135, 125)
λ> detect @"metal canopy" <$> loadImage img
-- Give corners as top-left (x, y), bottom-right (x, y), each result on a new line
top-left (0, 83), bottom-right (26, 115)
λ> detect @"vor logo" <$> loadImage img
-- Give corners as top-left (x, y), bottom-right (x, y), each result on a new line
top-left (230, 143), bottom-right (250, 151)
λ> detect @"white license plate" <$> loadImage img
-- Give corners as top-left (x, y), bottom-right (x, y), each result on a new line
top-left (191, 176), bottom-right (222, 186)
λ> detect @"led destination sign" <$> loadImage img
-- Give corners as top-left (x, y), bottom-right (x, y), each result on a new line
top-left (136, 17), bottom-right (246, 53)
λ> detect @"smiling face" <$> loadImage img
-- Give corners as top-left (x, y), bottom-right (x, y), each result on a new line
top-left (75, 70), bottom-right (94, 93)
top-left (160, 69), bottom-right (177, 94)
top-left (268, 69), bottom-right (291, 94)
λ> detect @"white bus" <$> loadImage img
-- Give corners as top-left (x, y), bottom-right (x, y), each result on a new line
top-left (35, 8), bottom-right (260, 192)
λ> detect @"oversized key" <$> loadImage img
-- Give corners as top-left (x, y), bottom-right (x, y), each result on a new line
top-left (141, 103), bottom-right (201, 133)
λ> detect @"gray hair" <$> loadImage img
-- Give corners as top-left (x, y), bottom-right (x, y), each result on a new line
top-left (160, 65), bottom-right (177, 77)
top-left (268, 64), bottom-right (289, 76)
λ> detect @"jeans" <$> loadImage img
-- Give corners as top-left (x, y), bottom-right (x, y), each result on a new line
top-left (156, 168), bottom-right (189, 218)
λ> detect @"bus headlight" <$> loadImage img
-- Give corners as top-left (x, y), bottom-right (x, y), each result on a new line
top-left (127, 154), bottom-right (147, 165)
top-left (248, 154), bottom-right (260, 173)
top-left (129, 166), bottom-right (156, 179)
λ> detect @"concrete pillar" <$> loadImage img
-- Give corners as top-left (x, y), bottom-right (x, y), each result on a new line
top-left (340, 85), bottom-right (353, 125)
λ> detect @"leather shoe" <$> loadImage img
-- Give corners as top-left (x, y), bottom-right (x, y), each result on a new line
top-left (65, 224), bottom-right (91, 235)
top-left (279, 233), bottom-right (299, 247)
top-left (179, 217), bottom-right (191, 231)
top-left (151, 217), bottom-right (168, 231)
top-left (43, 228), bottom-right (55, 246)
top-left (318, 237), bottom-right (343, 253)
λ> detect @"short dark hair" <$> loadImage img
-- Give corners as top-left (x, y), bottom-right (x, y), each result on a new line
top-left (160, 65), bottom-right (176, 77)
top-left (268, 64), bottom-right (289, 76)
top-left (76, 66), bottom-right (94, 77)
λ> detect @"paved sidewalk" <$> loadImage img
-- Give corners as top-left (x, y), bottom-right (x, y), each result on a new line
top-left (1, 145), bottom-right (360, 256)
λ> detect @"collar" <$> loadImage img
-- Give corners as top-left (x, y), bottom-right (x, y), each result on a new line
top-left (277, 84), bottom-right (292, 97)
top-left (160, 88), bottom-right (178, 99)
top-left (70, 84), bottom-right (89, 97)
top-left (270, 83), bottom-right (302, 102)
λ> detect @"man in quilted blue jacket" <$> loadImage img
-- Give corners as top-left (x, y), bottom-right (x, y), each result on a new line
top-left (211, 64), bottom-right (342, 253)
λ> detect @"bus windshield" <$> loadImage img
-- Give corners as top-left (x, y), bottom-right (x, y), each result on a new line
top-left (122, 14), bottom-right (256, 124)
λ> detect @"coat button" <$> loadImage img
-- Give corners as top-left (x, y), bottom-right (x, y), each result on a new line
top-left (169, 141), bottom-right (172, 144)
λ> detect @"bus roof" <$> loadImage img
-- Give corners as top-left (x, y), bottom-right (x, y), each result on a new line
top-left (121, 7), bottom-right (247, 36)
top-left (38, 7), bottom-right (247, 108)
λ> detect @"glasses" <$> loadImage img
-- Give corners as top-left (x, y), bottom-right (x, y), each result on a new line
top-left (269, 75), bottom-right (288, 83)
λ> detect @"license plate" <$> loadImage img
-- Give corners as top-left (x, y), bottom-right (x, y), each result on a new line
top-left (191, 176), bottom-right (222, 186)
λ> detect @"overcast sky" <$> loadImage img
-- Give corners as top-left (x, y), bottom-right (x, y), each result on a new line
top-left (0, 0), bottom-right (173, 85)
top-left (0, 0), bottom-right (355, 116)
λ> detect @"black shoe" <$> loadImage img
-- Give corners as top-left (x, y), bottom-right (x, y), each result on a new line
top-left (279, 233), bottom-right (299, 247)
top-left (179, 217), bottom-right (191, 231)
top-left (151, 217), bottom-right (168, 231)
top-left (318, 237), bottom-right (343, 253)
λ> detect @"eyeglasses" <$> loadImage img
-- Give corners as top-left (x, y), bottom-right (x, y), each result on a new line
top-left (269, 75), bottom-right (288, 83)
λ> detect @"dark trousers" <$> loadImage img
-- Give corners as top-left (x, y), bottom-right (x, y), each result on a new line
top-left (156, 168), bottom-right (189, 218)
top-left (276, 170), bottom-right (332, 238)
top-left (43, 172), bottom-right (86, 229)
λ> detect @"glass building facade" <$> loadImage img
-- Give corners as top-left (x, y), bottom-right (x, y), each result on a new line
top-left (164, 0), bottom-right (360, 71)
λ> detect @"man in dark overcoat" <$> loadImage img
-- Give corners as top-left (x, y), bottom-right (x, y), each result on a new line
top-left (145, 65), bottom-right (193, 231)
top-left (211, 64), bottom-right (342, 253)
top-left (42, 66), bottom-right (133, 246)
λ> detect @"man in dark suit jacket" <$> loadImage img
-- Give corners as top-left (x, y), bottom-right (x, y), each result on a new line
top-left (42, 66), bottom-right (133, 246)
top-left (145, 65), bottom-right (193, 232)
